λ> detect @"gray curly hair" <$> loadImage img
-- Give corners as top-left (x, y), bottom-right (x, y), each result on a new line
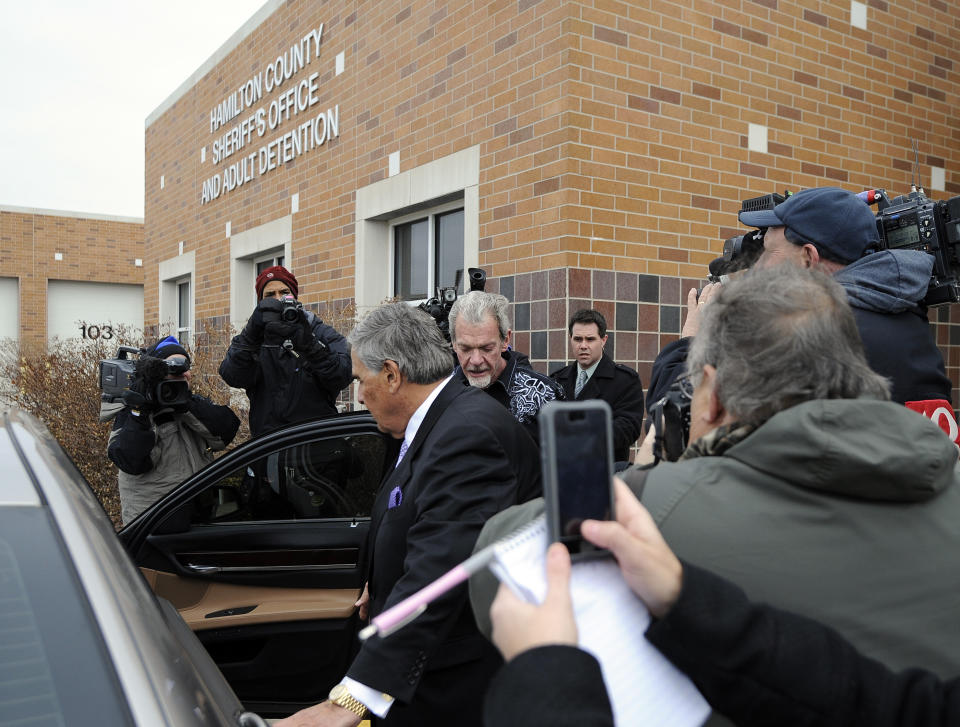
top-left (687, 265), bottom-right (890, 426)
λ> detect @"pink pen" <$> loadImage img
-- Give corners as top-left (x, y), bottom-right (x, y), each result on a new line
top-left (358, 545), bottom-right (498, 641)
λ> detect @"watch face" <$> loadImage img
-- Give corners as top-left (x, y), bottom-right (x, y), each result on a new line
top-left (329, 684), bottom-right (348, 700)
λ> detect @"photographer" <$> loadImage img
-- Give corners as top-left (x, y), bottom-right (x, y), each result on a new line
top-left (219, 265), bottom-right (352, 438)
top-left (100, 336), bottom-right (240, 524)
top-left (741, 186), bottom-right (951, 406)
top-left (648, 187), bottom-right (952, 447)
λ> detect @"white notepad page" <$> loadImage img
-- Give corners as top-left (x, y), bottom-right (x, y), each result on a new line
top-left (490, 515), bottom-right (710, 727)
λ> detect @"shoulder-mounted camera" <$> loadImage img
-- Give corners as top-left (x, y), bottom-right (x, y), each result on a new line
top-left (863, 186), bottom-right (960, 306)
top-left (99, 346), bottom-right (192, 408)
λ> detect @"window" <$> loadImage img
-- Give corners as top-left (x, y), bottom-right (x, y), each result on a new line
top-left (159, 251), bottom-right (195, 346)
top-left (392, 206), bottom-right (465, 301)
top-left (228, 218), bottom-right (292, 329)
top-left (255, 253), bottom-right (285, 276)
top-left (355, 145), bottom-right (480, 312)
top-left (176, 279), bottom-right (191, 339)
top-left (0, 510), bottom-right (132, 726)
top-left (186, 433), bottom-right (388, 524)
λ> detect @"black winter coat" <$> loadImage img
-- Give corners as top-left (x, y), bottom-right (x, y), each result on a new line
top-left (551, 353), bottom-right (645, 462)
top-left (219, 310), bottom-right (352, 437)
top-left (484, 563), bottom-right (960, 727)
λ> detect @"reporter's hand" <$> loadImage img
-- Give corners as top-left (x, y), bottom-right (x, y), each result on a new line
top-left (635, 425), bottom-right (657, 466)
top-left (680, 282), bottom-right (721, 338)
top-left (490, 542), bottom-right (578, 662)
top-left (581, 478), bottom-right (683, 618)
top-left (355, 582), bottom-right (370, 621)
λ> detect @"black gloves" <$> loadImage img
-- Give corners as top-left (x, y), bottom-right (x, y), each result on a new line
top-left (293, 314), bottom-right (328, 355)
top-left (242, 298), bottom-right (283, 342)
top-left (261, 307), bottom-right (329, 358)
top-left (121, 376), bottom-right (153, 424)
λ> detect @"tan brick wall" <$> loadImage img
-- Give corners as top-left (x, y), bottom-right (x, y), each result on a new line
top-left (0, 208), bottom-right (144, 352)
top-left (145, 0), bottom-right (960, 405)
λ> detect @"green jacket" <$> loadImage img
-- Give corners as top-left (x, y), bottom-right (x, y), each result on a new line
top-left (470, 398), bottom-right (960, 683)
top-left (635, 398), bottom-right (960, 679)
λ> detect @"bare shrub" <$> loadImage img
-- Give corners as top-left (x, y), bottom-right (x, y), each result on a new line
top-left (0, 325), bottom-right (144, 527)
top-left (0, 300), bottom-right (358, 529)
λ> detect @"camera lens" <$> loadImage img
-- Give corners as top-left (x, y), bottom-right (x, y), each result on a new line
top-left (156, 380), bottom-right (190, 407)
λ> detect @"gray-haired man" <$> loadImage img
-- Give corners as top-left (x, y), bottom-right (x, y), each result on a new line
top-left (449, 291), bottom-right (563, 443)
top-left (630, 265), bottom-right (960, 685)
top-left (277, 302), bottom-right (540, 727)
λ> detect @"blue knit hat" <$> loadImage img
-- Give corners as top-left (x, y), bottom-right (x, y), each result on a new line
top-left (739, 187), bottom-right (879, 264)
top-left (146, 335), bottom-right (190, 365)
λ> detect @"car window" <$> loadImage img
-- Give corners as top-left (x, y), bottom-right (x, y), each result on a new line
top-left (0, 508), bottom-right (132, 726)
top-left (187, 433), bottom-right (386, 524)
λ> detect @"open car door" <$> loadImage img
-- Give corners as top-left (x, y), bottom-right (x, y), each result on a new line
top-left (120, 412), bottom-right (394, 717)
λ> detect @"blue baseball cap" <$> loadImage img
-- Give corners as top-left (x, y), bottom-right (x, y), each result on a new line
top-left (738, 187), bottom-right (879, 264)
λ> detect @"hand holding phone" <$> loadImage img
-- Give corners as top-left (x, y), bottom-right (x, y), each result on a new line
top-left (539, 400), bottom-right (615, 560)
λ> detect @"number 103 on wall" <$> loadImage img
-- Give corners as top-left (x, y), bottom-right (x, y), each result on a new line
top-left (79, 323), bottom-right (114, 340)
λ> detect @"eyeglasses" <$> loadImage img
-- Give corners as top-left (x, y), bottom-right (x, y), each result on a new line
top-left (675, 372), bottom-right (696, 399)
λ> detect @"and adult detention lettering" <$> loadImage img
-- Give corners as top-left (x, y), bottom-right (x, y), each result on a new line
top-left (200, 24), bottom-right (341, 205)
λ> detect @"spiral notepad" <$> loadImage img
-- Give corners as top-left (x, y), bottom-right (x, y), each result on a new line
top-left (490, 515), bottom-right (710, 727)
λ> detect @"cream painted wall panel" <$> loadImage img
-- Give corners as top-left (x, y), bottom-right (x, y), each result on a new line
top-left (47, 281), bottom-right (144, 343)
top-left (0, 278), bottom-right (17, 340)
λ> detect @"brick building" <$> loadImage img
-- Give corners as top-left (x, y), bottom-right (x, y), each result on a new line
top-left (144, 0), bottom-right (960, 406)
top-left (0, 206), bottom-right (144, 352)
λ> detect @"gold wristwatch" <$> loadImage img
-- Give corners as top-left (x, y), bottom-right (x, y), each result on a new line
top-left (328, 683), bottom-right (370, 719)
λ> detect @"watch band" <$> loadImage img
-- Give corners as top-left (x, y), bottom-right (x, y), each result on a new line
top-left (329, 684), bottom-right (370, 719)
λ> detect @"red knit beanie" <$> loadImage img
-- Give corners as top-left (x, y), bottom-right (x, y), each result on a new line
top-left (255, 265), bottom-right (299, 300)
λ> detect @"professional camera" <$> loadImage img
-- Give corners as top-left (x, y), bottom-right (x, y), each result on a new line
top-left (648, 379), bottom-right (692, 463)
top-left (99, 346), bottom-right (140, 402)
top-left (697, 193), bottom-right (787, 299)
top-left (418, 267), bottom-right (487, 342)
top-left (99, 346), bottom-right (191, 408)
top-left (665, 192), bottom-right (790, 455)
top-left (719, 193), bottom-right (789, 275)
top-left (862, 186), bottom-right (960, 307)
top-left (279, 294), bottom-right (304, 323)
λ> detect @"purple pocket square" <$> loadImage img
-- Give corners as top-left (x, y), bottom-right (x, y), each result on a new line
top-left (388, 486), bottom-right (403, 509)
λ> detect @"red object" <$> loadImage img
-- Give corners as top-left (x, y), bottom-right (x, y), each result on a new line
top-left (255, 265), bottom-right (299, 300)
top-left (905, 399), bottom-right (960, 446)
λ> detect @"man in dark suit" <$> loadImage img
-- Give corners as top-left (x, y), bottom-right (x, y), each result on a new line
top-left (276, 302), bottom-right (540, 727)
top-left (551, 309), bottom-right (645, 462)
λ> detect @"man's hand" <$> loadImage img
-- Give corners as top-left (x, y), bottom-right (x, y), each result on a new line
top-left (121, 377), bottom-right (153, 418)
top-left (355, 582), bottom-right (370, 621)
top-left (273, 700), bottom-right (362, 727)
top-left (295, 315), bottom-right (329, 356)
top-left (680, 282), bottom-right (721, 338)
top-left (241, 298), bottom-right (282, 342)
top-left (581, 478), bottom-right (683, 618)
top-left (635, 425), bottom-right (658, 466)
top-left (489, 542), bottom-right (578, 661)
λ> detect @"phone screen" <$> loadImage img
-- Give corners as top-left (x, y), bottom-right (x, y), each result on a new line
top-left (541, 402), bottom-right (614, 557)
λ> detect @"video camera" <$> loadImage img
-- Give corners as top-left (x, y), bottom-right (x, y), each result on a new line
top-left (658, 192), bottom-right (789, 459)
top-left (99, 346), bottom-right (191, 408)
top-left (418, 267), bottom-right (487, 341)
top-left (862, 187), bottom-right (960, 307)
